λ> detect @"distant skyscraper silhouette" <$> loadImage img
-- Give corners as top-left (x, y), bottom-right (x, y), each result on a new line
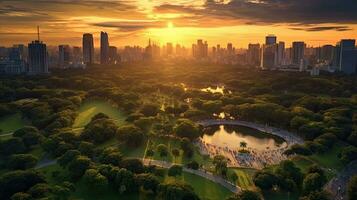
top-left (292, 42), bottom-right (305, 65)
top-left (100, 31), bottom-right (109, 64)
top-left (277, 42), bottom-right (285, 65)
top-left (193, 39), bottom-right (208, 59)
top-left (261, 35), bottom-right (278, 69)
top-left (265, 35), bottom-right (277, 45)
top-left (82, 33), bottom-right (94, 64)
top-left (58, 45), bottom-right (70, 68)
top-left (247, 43), bottom-right (260, 66)
top-left (28, 27), bottom-right (48, 74)
top-left (108, 46), bottom-right (118, 64)
top-left (338, 39), bottom-right (356, 74)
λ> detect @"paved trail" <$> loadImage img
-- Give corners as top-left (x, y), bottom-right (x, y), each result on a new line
top-left (141, 158), bottom-right (241, 193)
top-left (324, 160), bottom-right (357, 200)
top-left (35, 157), bottom-right (240, 194)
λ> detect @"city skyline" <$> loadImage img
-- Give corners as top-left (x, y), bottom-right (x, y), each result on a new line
top-left (1, 0), bottom-right (357, 47)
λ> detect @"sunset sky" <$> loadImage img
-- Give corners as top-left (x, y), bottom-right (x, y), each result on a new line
top-left (1, 0), bottom-right (357, 48)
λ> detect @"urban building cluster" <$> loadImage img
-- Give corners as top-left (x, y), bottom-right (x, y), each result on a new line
top-left (1, 30), bottom-right (356, 75)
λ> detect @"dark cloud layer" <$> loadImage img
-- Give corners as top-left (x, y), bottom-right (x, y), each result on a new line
top-left (156, 0), bottom-right (357, 26)
top-left (290, 26), bottom-right (352, 32)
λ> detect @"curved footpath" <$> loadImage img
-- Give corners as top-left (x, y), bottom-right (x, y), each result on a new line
top-left (35, 158), bottom-right (241, 194)
top-left (197, 119), bottom-right (304, 146)
top-left (141, 158), bottom-right (240, 193)
top-left (324, 160), bottom-right (357, 200)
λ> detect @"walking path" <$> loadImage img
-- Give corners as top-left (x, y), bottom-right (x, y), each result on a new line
top-left (35, 157), bottom-right (240, 194)
top-left (0, 132), bottom-right (13, 137)
top-left (141, 158), bottom-right (240, 193)
top-left (324, 160), bottom-right (357, 200)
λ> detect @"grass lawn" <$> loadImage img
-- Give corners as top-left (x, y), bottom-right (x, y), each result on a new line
top-left (291, 155), bottom-right (315, 173)
top-left (73, 99), bottom-right (126, 128)
top-left (227, 167), bottom-right (257, 190)
top-left (263, 191), bottom-right (300, 200)
top-left (308, 142), bottom-right (344, 171)
top-left (0, 113), bottom-right (29, 134)
top-left (164, 171), bottom-right (233, 200)
top-left (38, 163), bottom-right (231, 200)
top-left (143, 136), bottom-right (214, 171)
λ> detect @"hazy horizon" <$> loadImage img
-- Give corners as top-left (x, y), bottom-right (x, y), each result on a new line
top-left (1, 0), bottom-right (357, 48)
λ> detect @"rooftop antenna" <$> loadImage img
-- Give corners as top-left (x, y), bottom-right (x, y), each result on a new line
top-left (37, 25), bottom-right (40, 41)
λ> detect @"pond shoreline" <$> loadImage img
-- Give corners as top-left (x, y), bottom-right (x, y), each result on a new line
top-left (197, 119), bottom-right (303, 146)
top-left (196, 119), bottom-right (304, 169)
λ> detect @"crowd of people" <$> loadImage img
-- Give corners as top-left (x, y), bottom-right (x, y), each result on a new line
top-left (195, 138), bottom-right (288, 169)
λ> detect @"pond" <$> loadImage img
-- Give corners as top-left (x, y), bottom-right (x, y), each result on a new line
top-left (73, 100), bottom-right (126, 128)
top-left (202, 125), bottom-right (287, 151)
top-left (201, 86), bottom-right (225, 94)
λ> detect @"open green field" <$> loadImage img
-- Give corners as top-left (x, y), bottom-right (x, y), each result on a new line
top-left (227, 167), bottom-right (257, 190)
top-left (73, 99), bottom-right (126, 128)
top-left (308, 142), bottom-right (344, 171)
top-left (141, 136), bottom-right (214, 171)
top-left (39, 164), bottom-right (232, 200)
top-left (164, 171), bottom-right (232, 200)
top-left (0, 113), bottom-right (29, 134)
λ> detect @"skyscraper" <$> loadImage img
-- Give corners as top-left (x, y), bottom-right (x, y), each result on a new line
top-left (100, 31), bottom-right (109, 64)
top-left (227, 43), bottom-right (233, 55)
top-left (338, 39), bottom-right (356, 74)
top-left (321, 45), bottom-right (334, 63)
top-left (28, 40), bottom-right (48, 74)
top-left (108, 46), bottom-right (118, 64)
top-left (247, 43), bottom-right (260, 66)
top-left (193, 39), bottom-right (208, 59)
top-left (28, 27), bottom-right (48, 74)
top-left (261, 35), bottom-right (278, 69)
top-left (58, 45), bottom-right (70, 68)
top-left (292, 42), bottom-right (305, 65)
top-left (266, 35), bottom-right (277, 45)
top-left (166, 43), bottom-right (173, 55)
top-left (82, 33), bottom-right (94, 64)
top-left (277, 42), bottom-right (285, 65)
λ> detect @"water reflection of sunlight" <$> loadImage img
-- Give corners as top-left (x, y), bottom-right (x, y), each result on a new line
top-left (202, 125), bottom-right (287, 151)
top-left (201, 86), bottom-right (225, 94)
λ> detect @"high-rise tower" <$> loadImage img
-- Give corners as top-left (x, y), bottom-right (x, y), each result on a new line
top-left (82, 33), bottom-right (94, 64)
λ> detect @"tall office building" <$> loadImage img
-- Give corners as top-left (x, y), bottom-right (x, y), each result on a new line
top-left (321, 45), bottom-right (334, 62)
top-left (277, 42), bottom-right (285, 65)
top-left (100, 31), bottom-right (109, 64)
top-left (28, 27), bottom-right (48, 75)
top-left (292, 42), bottom-right (305, 65)
top-left (338, 39), bottom-right (356, 74)
top-left (28, 41), bottom-right (48, 74)
top-left (266, 35), bottom-right (277, 45)
top-left (58, 45), bottom-right (70, 68)
top-left (108, 46), bottom-right (118, 64)
top-left (72, 46), bottom-right (82, 64)
top-left (247, 43), bottom-right (260, 66)
top-left (0, 47), bottom-right (26, 74)
top-left (193, 39), bottom-right (208, 59)
top-left (82, 33), bottom-right (94, 64)
top-left (261, 35), bottom-right (278, 69)
top-left (166, 43), bottom-right (173, 55)
top-left (261, 44), bottom-right (277, 69)
top-left (13, 44), bottom-right (27, 61)
top-left (227, 43), bottom-right (233, 55)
